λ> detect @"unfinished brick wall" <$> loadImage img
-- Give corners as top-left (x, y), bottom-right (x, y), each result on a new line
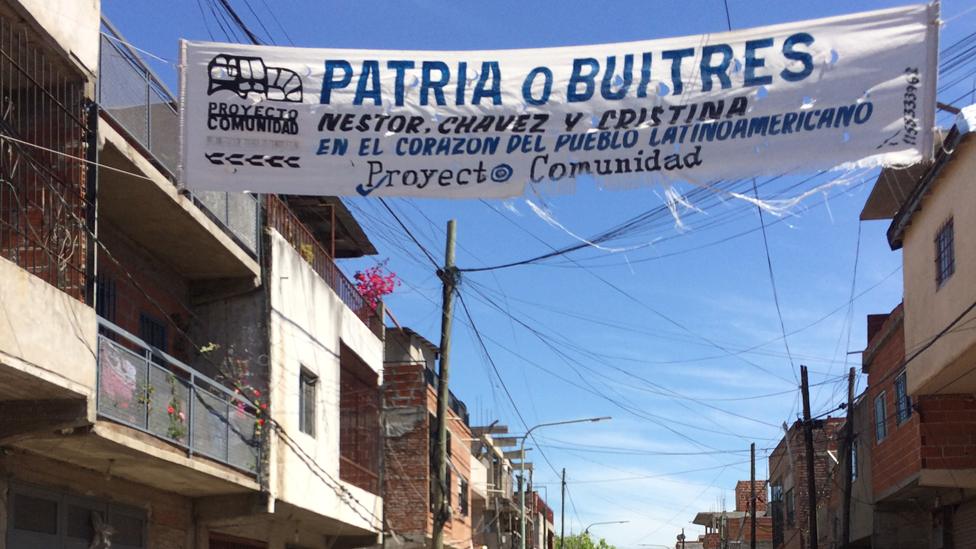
top-left (735, 480), bottom-right (768, 513)
top-left (918, 394), bottom-right (976, 470)
top-left (382, 359), bottom-right (477, 549)
top-left (863, 305), bottom-right (921, 499)
top-left (382, 361), bottom-right (430, 542)
top-left (769, 419), bottom-right (843, 549)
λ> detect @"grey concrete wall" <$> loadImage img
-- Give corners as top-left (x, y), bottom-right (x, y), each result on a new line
top-left (189, 287), bottom-right (269, 392)
top-left (872, 505), bottom-right (930, 549)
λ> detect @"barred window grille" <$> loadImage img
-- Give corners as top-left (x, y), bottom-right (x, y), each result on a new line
top-left (875, 391), bottom-right (888, 442)
top-left (935, 218), bottom-right (955, 288)
top-left (460, 479), bottom-right (469, 516)
top-left (895, 371), bottom-right (912, 424)
top-left (299, 368), bottom-right (317, 436)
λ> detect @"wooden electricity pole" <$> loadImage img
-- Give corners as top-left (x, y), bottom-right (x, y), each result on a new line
top-left (842, 367), bottom-right (855, 548)
top-left (560, 468), bottom-right (566, 549)
top-left (800, 365), bottom-right (819, 549)
top-left (750, 442), bottom-right (757, 549)
top-left (433, 220), bottom-right (458, 549)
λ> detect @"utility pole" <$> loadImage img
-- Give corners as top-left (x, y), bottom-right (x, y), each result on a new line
top-left (842, 367), bottom-right (855, 548)
top-left (560, 468), bottom-right (566, 549)
top-left (750, 442), bottom-right (756, 549)
top-left (433, 220), bottom-right (457, 549)
top-left (800, 365), bottom-right (819, 549)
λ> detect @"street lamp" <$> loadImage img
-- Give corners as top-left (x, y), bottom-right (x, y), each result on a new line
top-left (519, 416), bottom-right (611, 549)
top-left (583, 520), bottom-right (629, 535)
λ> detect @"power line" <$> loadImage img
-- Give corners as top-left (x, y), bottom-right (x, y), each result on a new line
top-left (751, 177), bottom-right (797, 379)
top-left (215, 0), bottom-right (262, 44)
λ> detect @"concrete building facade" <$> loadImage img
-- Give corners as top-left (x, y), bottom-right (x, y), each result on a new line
top-left (0, 0), bottom-right (385, 546)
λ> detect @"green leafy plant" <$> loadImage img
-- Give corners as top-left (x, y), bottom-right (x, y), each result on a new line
top-left (558, 533), bottom-right (617, 549)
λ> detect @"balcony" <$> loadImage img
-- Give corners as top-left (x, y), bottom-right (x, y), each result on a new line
top-left (98, 20), bottom-right (260, 260)
top-left (266, 195), bottom-right (379, 329)
top-left (95, 318), bottom-right (260, 475)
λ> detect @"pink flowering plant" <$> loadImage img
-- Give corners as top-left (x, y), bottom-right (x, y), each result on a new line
top-left (353, 261), bottom-right (400, 310)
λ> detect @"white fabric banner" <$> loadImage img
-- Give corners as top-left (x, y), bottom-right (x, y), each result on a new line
top-left (179, 3), bottom-right (938, 198)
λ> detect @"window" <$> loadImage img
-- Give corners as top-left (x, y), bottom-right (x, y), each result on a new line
top-left (785, 488), bottom-right (795, 527)
top-left (875, 391), bottom-right (888, 442)
top-left (895, 371), bottom-right (912, 424)
top-left (851, 439), bottom-right (859, 482)
top-left (459, 479), bottom-right (469, 516)
top-left (936, 218), bottom-right (955, 288)
top-left (138, 313), bottom-right (168, 351)
top-left (95, 273), bottom-right (117, 322)
top-left (770, 484), bottom-right (784, 547)
top-left (8, 484), bottom-right (146, 549)
top-left (299, 368), bottom-right (317, 436)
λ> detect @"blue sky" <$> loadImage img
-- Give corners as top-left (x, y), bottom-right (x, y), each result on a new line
top-left (104, 1), bottom-right (976, 546)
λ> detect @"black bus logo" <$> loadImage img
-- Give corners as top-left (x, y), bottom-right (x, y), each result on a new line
top-left (207, 54), bottom-right (303, 103)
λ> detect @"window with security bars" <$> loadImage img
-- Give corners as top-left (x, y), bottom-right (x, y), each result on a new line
top-left (935, 218), bottom-right (955, 288)
top-left (139, 313), bottom-right (168, 352)
top-left (139, 312), bottom-right (168, 364)
top-left (875, 391), bottom-right (888, 442)
top-left (895, 371), bottom-right (912, 424)
top-left (459, 479), bottom-right (469, 516)
top-left (299, 368), bottom-right (317, 436)
top-left (770, 484), bottom-right (784, 547)
top-left (95, 274), bottom-right (118, 322)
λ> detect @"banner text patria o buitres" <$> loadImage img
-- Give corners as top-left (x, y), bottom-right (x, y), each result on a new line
top-left (180, 3), bottom-right (939, 198)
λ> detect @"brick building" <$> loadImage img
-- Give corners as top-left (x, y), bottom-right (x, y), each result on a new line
top-left (858, 104), bottom-right (976, 546)
top-left (768, 418), bottom-right (844, 549)
top-left (383, 328), bottom-right (477, 549)
top-left (689, 480), bottom-right (773, 548)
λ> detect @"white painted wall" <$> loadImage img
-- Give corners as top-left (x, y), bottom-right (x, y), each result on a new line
top-left (267, 230), bottom-right (383, 533)
top-left (18, 0), bottom-right (100, 75)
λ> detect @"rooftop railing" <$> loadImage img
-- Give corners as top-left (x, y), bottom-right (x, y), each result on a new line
top-left (96, 318), bottom-right (261, 475)
top-left (265, 195), bottom-right (377, 327)
top-left (98, 20), bottom-right (260, 257)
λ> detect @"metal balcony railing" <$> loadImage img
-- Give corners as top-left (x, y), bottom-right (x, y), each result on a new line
top-left (0, 12), bottom-right (91, 303)
top-left (97, 20), bottom-right (260, 256)
top-left (265, 195), bottom-right (378, 327)
top-left (96, 318), bottom-right (260, 475)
